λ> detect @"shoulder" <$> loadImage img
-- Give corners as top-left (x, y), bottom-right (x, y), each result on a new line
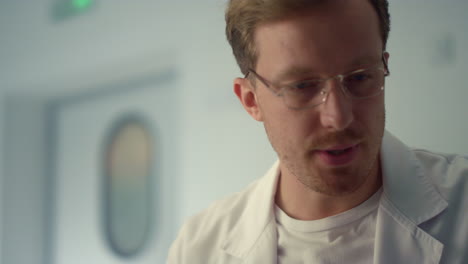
top-left (168, 161), bottom-right (280, 263)
top-left (412, 149), bottom-right (468, 199)
top-left (167, 178), bottom-right (262, 263)
top-left (412, 149), bottom-right (468, 260)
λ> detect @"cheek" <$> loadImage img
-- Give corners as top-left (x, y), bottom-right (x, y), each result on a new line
top-left (264, 111), bottom-right (315, 156)
top-left (261, 105), bottom-right (305, 143)
top-left (355, 99), bottom-right (386, 146)
top-left (355, 96), bottom-right (385, 124)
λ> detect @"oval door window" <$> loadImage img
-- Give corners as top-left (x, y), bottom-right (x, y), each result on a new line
top-left (104, 117), bottom-right (153, 257)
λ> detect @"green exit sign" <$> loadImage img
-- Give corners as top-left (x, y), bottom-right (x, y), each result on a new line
top-left (52, 0), bottom-right (95, 21)
top-left (72, 0), bottom-right (93, 10)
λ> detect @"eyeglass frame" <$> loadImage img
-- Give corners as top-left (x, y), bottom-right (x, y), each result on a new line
top-left (245, 52), bottom-right (390, 110)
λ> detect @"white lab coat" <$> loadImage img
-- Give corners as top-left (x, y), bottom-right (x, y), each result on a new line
top-left (168, 131), bottom-right (468, 263)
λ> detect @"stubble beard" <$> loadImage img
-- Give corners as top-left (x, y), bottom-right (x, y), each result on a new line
top-left (264, 113), bottom-right (385, 197)
top-left (291, 150), bottom-right (380, 196)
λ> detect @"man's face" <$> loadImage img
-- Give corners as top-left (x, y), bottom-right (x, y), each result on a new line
top-left (235, 0), bottom-right (387, 196)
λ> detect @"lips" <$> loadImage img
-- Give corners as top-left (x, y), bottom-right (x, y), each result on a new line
top-left (324, 145), bottom-right (355, 154)
top-left (316, 144), bottom-right (360, 166)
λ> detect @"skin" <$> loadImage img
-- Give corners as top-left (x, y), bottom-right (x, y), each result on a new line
top-left (234, 0), bottom-right (389, 220)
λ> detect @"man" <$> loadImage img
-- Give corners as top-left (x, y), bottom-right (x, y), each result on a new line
top-left (168, 0), bottom-right (468, 263)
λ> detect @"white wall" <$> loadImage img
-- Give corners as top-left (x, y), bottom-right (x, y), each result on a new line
top-left (0, 1), bottom-right (275, 263)
top-left (0, 91), bottom-right (4, 263)
top-left (1, 0), bottom-right (467, 263)
top-left (386, 1), bottom-right (468, 154)
top-left (2, 97), bottom-right (49, 264)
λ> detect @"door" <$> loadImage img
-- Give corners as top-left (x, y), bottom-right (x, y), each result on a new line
top-left (46, 69), bottom-right (180, 264)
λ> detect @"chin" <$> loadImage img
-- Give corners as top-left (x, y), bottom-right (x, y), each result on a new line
top-left (299, 162), bottom-right (373, 196)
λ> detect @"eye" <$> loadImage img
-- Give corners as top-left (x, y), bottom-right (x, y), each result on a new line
top-left (347, 71), bottom-right (373, 82)
top-left (290, 79), bottom-right (322, 90)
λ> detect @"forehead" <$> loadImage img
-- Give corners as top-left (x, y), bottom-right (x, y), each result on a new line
top-left (254, 0), bottom-right (383, 77)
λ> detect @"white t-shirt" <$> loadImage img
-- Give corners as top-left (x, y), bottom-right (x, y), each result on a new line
top-left (275, 188), bottom-right (382, 264)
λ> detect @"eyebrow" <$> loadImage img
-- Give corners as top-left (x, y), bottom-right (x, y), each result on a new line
top-left (274, 66), bottom-right (318, 83)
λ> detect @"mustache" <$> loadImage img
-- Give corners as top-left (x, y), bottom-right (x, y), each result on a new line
top-left (310, 129), bottom-right (363, 149)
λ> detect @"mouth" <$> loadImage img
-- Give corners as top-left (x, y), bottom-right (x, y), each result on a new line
top-left (324, 145), bottom-right (356, 156)
top-left (316, 144), bottom-right (360, 166)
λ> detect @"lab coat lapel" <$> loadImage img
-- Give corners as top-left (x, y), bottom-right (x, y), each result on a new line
top-left (242, 218), bottom-right (278, 264)
top-left (221, 162), bottom-right (280, 263)
top-left (374, 132), bottom-right (448, 263)
top-left (374, 197), bottom-right (444, 264)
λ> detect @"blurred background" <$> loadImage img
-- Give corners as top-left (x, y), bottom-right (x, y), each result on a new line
top-left (0, 0), bottom-right (467, 263)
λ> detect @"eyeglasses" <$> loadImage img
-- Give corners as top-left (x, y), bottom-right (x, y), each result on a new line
top-left (246, 54), bottom-right (390, 110)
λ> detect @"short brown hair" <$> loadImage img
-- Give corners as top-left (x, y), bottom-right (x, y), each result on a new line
top-left (225, 0), bottom-right (390, 75)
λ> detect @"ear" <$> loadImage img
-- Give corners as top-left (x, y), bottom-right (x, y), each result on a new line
top-left (233, 77), bottom-right (264, 122)
top-left (383, 51), bottom-right (390, 66)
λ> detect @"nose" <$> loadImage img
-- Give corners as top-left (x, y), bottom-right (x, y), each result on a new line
top-left (319, 79), bottom-right (354, 131)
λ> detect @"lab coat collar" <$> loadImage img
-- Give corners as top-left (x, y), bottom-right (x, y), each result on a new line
top-left (221, 131), bottom-right (448, 261)
top-left (380, 131), bottom-right (448, 225)
top-left (221, 161), bottom-right (280, 260)
top-left (374, 131), bottom-right (448, 263)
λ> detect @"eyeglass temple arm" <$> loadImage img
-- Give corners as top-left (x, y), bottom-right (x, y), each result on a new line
top-left (382, 51), bottom-right (390, 76)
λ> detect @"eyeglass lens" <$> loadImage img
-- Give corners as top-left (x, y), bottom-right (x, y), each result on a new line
top-left (282, 68), bottom-right (386, 109)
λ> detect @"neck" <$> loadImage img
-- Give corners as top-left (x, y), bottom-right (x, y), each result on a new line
top-left (275, 160), bottom-right (382, 220)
